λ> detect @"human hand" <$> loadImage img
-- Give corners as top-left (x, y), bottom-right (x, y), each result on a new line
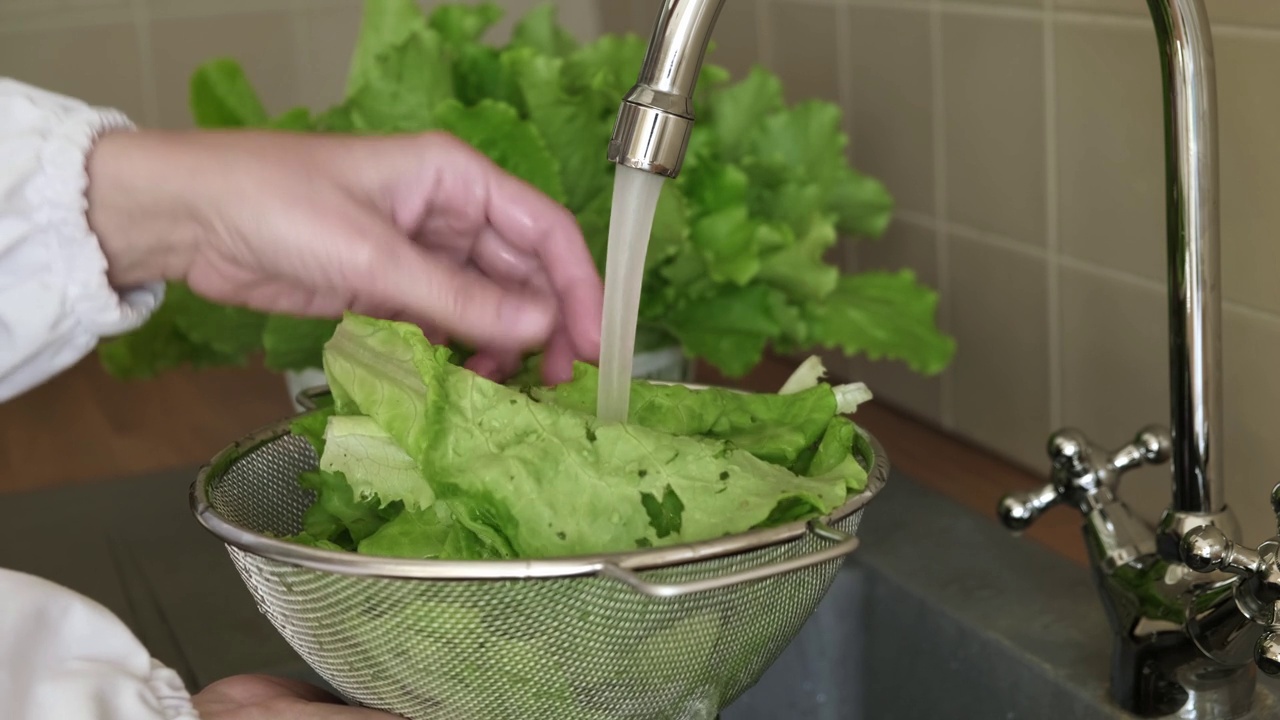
top-left (85, 129), bottom-right (603, 384)
top-left (192, 674), bottom-right (400, 720)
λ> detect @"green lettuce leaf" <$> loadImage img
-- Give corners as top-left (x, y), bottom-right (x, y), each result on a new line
top-left (319, 314), bottom-right (853, 558)
top-left (189, 59), bottom-right (268, 128)
top-left (346, 25), bottom-right (455, 132)
top-left (357, 501), bottom-right (505, 559)
top-left (262, 315), bottom-right (339, 372)
top-left (434, 99), bottom-right (566, 203)
top-left (345, 0), bottom-right (431, 97)
top-left (529, 361), bottom-right (841, 469)
top-left (102, 0), bottom-right (952, 387)
top-left (804, 270), bottom-right (956, 375)
top-left (320, 414), bottom-right (436, 511)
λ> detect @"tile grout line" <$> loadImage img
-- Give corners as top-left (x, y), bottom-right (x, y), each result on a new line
top-left (756, 0), bottom-right (775, 70)
top-left (1056, 254), bottom-right (1280, 330)
top-left (130, 0), bottom-right (159, 128)
top-left (930, 0), bottom-right (955, 430)
top-left (836, 1), bottom-right (859, 279)
top-left (835, 1), bottom-right (855, 159)
top-left (1044, 0), bottom-right (1062, 431)
top-left (289, 0), bottom-right (311, 105)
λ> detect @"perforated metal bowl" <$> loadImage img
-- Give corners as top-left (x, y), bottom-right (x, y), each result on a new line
top-left (190, 387), bottom-right (889, 720)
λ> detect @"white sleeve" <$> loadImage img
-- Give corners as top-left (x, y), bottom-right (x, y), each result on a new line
top-left (0, 77), bottom-right (165, 403)
top-left (0, 568), bottom-right (200, 720)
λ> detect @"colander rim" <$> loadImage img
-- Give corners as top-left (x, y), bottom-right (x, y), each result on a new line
top-left (190, 385), bottom-right (890, 581)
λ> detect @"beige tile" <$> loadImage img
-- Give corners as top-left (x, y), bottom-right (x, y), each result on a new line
top-left (847, 5), bottom-right (935, 216)
top-left (1059, 266), bottom-right (1169, 525)
top-left (296, 3), bottom-right (361, 111)
top-left (0, 22), bottom-right (147, 122)
top-left (947, 235), bottom-right (1051, 471)
top-left (1055, 20), bottom-right (1163, 282)
top-left (836, 219), bottom-right (944, 421)
top-left (942, 12), bottom-right (1046, 246)
top-left (1055, 0), bottom-right (1280, 27)
top-left (1217, 34), bottom-right (1280, 316)
top-left (767, 0), bottom-right (840, 104)
top-left (148, 10), bottom-right (300, 129)
top-left (940, 0), bottom-right (1039, 8)
top-left (143, 0), bottom-right (293, 18)
top-left (703, 0), bottom-right (759, 81)
top-left (597, 0), bottom-right (640, 35)
top-left (1223, 308), bottom-right (1280, 546)
top-left (855, 218), bottom-right (941, 287)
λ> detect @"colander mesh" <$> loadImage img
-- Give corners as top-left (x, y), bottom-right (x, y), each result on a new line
top-left (207, 433), bottom-right (867, 720)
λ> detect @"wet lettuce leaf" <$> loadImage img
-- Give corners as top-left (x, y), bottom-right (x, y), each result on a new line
top-left (288, 314), bottom-right (870, 560)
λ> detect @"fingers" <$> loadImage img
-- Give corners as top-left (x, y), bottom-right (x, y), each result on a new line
top-left (541, 327), bottom-right (578, 386)
top-left (479, 167), bottom-right (603, 364)
top-left (472, 227), bottom-right (539, 285)
top-left (341, 215), bottom-right (559, 352)
top-left (464, 350), bottom-right (523, 382)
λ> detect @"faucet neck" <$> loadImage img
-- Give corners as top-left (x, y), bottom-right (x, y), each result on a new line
top-left (1147, 0), bottom-right (1225, 516)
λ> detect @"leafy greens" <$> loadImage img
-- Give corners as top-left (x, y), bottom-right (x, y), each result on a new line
top-left (285, 313), bottom-right (874, 560)
top-left (95, 0), bottom-right (954, 381)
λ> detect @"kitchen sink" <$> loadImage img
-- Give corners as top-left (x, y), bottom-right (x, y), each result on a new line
top-left (725, 475), bottom-right (1280, 720)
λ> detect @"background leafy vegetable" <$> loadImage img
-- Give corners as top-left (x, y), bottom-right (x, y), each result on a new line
top-left (97, 0), bottom-right (954, 380)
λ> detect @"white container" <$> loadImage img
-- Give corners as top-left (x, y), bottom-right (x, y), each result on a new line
top-left (283, 347), bottom-right (692, 413)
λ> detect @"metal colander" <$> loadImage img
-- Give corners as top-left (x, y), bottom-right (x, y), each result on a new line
top-left (190, 393), bottom-right (889, 720)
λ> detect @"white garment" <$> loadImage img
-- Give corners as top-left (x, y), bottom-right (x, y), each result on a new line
top-left (0, 77), bottom-right (164, 402)
top-left (0, 78), bottom-right (195, 719)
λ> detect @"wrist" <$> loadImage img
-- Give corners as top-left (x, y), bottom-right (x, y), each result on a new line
top-left (86, 130), bottom-right (205, 288)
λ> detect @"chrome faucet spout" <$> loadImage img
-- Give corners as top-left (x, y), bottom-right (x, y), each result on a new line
top-left (607, 0), bottom-right (727, 178)
top-left (1149, 0), bottom-right (1225, 518)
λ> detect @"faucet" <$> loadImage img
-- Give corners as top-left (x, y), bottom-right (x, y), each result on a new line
top-left (607, 0), bottom-right (726, 178)
top-left (999, 1), bottom-right (1280, 717)
top-left (613, 0), bottom-right (1280, 716)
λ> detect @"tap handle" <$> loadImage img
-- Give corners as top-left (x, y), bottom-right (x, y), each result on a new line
top-left (1181, 526), bottom-right (1280, 675)
top-left (998, 426), bottom-right (1171, 532)
top-left (1181, 526), bottom-right (1262, 576)
top-left (997, 483), bottom-right (1060, 532)
top-left (1107, 426), bottom-right (1172, 474)
top-left (1258, 618), bottom-right (1280, 677)
top-left (1271, 482), bottom-right (1280, 529)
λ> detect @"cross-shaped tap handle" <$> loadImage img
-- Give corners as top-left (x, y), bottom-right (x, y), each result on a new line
top-left (997, 426), bottom-right (1172, 532)
top-left (1182, 523), bottom-right (1280, 676)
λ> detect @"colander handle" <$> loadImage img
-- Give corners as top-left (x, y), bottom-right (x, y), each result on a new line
top-left (598, 520), bottom-right (858, 598)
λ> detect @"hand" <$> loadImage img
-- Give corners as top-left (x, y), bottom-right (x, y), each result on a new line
top-left (192, 674), bottom-right (400, 720)
top-left (84, 129), bottom-right (603, 384)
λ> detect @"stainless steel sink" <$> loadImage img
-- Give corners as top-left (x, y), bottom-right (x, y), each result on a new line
top-left (724, 473), bottom-right (1280, 720)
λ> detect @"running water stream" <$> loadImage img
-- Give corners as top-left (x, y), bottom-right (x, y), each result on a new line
top-left (594, 166), bottom-right (667, 424)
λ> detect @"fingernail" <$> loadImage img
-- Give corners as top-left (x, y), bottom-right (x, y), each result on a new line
top-left (501, 297), bottom-right (553, 340)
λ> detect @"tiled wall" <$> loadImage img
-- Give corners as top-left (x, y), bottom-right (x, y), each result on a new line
top-left (5, 0), bottom-right (1280, 544)
top-left (603, 0), bottom-right (1280, 546)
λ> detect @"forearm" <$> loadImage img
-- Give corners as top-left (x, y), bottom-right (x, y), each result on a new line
top-left (87, 130), bottom-right (205, 289)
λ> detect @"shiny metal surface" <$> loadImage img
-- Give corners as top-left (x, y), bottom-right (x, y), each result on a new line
top-left (190, 398), bottom-right (888, 719)
top-left (997, 0), bottom-right (1265, 716)
top-left (1148, 0), bottom-right (1223, 516)
top-left (1182, 520), bottom-right (1280, 678)
top-left (999, 425), bottom-right (1260, 717)
top-left (192, 420), bottom-right (886, 584)
top-left (607, 0), bottom-right (726, 177)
